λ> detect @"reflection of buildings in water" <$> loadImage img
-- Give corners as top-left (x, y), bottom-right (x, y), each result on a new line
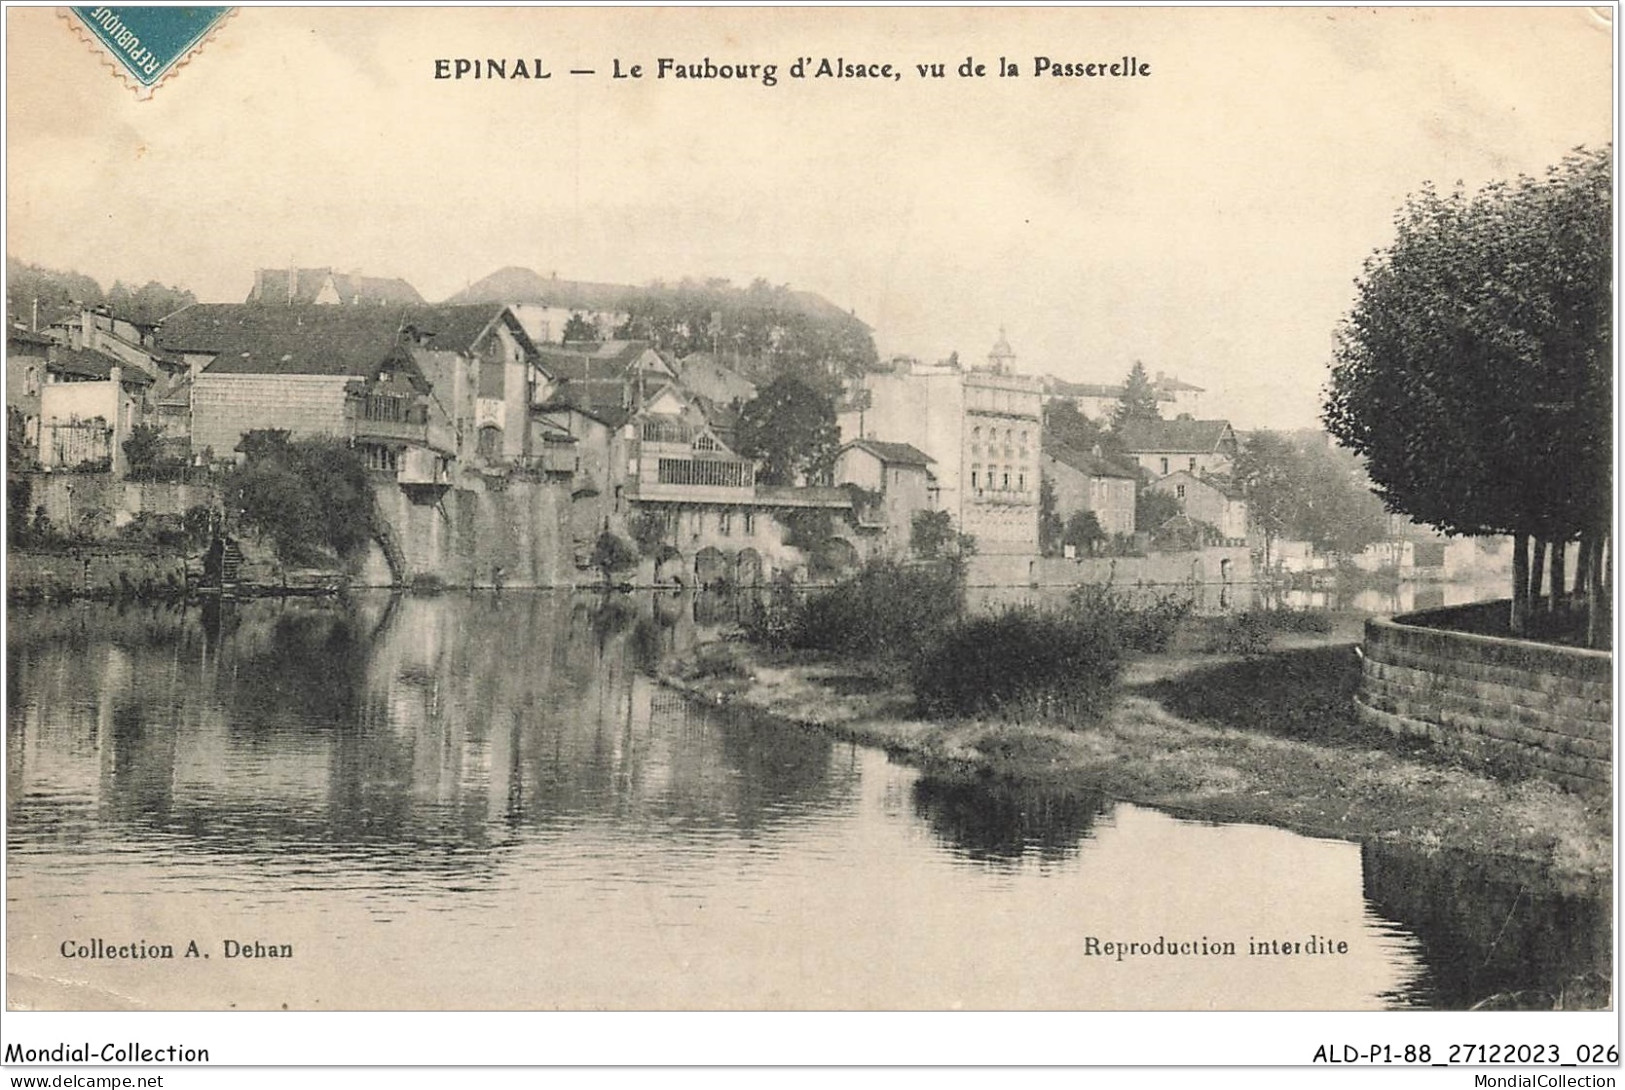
top-left (1360, 841), bottom-right (1612, 1010)
top-left (9, 594), bottom-right (857, 873)
top-left (911, 777), bottom-right (1109, 863)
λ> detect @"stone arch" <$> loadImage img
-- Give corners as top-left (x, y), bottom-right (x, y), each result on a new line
top-left (654, 546), bottom-right (686, 586)
top-left (695, 546), bottom-right (729, 587)
top-left (735, 547), bottom-right (763, 587)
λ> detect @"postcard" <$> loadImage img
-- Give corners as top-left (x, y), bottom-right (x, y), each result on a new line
top-left (3, 3), bottom-right (1614, 1074)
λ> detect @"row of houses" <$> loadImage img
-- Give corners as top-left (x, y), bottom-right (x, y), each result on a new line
top-left (6, 285), bottom-right (926, 583)
top-left (7, 267), bottom-right (1252, 580)
top-left (837, 333), bottom-right (1250, 556)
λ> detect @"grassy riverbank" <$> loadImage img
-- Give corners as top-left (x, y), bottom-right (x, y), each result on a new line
top-left (663, 614), bottom-right (1610, 889)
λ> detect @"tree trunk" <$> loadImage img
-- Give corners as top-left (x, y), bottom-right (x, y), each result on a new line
top-left (1510, 533), bottom-right (1529, 636)
top-left (1550, 539), bottom-right (1567, 614)
top-left (1585, 532), bottom-right (1601, 649)
top-left (1530, 537), bottom-right (1547, 614)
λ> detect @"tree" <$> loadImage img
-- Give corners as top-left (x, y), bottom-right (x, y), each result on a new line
top-left (221, 437), bottom-right (374, 564)
top-left (1042, 399), bottom-right (1106, 454)
top-left (911, 509), bottom-right (956, 559)
top-left (1293, 442), bottom-right (1389, 559)
top-left (591, 531), bottom-right (638, 583)
top-left (121, 423), bottom-right (169, 481)
top-left (735, 375), bottom-right (840, 486)
top-left (1062, 510), bottom-right (1106, 556)
top-left (1112, 360), bottom-right (1161, 430)
top-left (107, 279), bottom-right (196, 326)
top-left (1038, 474), bottom-right (1063, 555)
top-left (1135, 487), bottom-right (1181, 533)
top-left (1324, 146), bottom-right (1611, 640)
top-left (560, 312), bottom-right (599, 343)
top-left (1234, 430), bottom-right (1300, 570)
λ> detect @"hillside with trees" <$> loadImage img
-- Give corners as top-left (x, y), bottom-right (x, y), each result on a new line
top-left (7, 256), bottom-right (196, 329)
top-left (449, 268), bottom-right (877, 396)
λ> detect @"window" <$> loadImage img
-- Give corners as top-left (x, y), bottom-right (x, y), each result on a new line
top-left (1175, 484), bottom-right (1187, 500)
top-left (744, 511), bottom-right (755, 534)
top-left (1189, 457), bottom-right (1198, 473)
top-left (719, 511), bottom-right (733, 535)
top-left (1002, 470), bottom-right (1010, 490)
top-left (1160, 457), bottom-right (1170, 475)
top-left (971, 465), bottom-right (980, 490)
top-left (1018, 472), bottom-right (1025, 492)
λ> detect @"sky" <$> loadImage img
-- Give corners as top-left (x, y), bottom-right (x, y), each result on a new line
top-left (5, 5), bottom-right (1614, 429)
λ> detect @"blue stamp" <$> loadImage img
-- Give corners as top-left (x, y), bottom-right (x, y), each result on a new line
top-left (68, 7), bottom-right (233, 96)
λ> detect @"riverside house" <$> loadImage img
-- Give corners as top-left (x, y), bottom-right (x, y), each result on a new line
top-left (157, 303), bottom-right (540, 485)
top-left (1115, 417), bottom-right (1239, 479)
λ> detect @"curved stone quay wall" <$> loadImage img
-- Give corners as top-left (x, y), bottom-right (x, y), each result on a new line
top-left (1357, 601), bottom-right (1612, 794)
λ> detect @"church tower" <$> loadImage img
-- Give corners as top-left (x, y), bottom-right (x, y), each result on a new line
top-left (986, 327), bottom-right (1016, 374)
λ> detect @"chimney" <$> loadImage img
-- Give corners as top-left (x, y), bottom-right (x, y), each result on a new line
top-left (288, 261), bottom-right (297, 305)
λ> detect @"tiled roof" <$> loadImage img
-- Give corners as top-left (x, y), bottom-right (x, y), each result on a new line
top-left (156, 304), bottom-right (523, 376)
top-left (690, 393), bottom-right (741, 433)
top-left (1045, 444), bottom-right (1137, 479)
top-left (1048, 376), bottom-right (1175, 403)
top-left (47, 347), bottom-right (153, 384)
top-left (841, 439), bottom-right (934, 467)
top-left (1115, 418), bottom-right (1234, 454)
top-left (7, 327), bottom-right (55, 350)
top-left (534, 389), bottom-right (633, 430)
top-left (247, 267), bottom-right (424, 306)
top-left (753, 485), bottom-right (854, 509)
top-left (534, 341), bottom-right (654, 381)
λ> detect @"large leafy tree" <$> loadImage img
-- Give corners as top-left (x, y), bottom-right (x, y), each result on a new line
top-left (221, 436), bottom-right (375, 564)
top-left (1234, 430), bottom-right (1301, 568)
top-left (1236, 430), bottom-right (1389, 564)
top-left (1042, 398), bottom-right (1124, 459)
top-left (735, 376), bottom-right (840, 486)
top-left (1324, 146), bottom-right (1611, 639)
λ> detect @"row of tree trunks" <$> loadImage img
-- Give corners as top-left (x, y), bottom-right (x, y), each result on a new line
top-left (1510, 531), bottom-right (1610, 648)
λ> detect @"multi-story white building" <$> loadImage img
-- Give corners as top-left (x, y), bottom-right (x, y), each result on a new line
top-left (838, 335), bottom-right (1042, 556)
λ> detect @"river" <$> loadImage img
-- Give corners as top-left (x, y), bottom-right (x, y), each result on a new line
top-left (5, 592), bottom-right (1608, 1010)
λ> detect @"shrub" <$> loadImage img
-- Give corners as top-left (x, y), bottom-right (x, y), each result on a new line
top-left (1204, 611), bottom-right (1273, 655)
top-left (591, 531), bottom-right (638, 580)
top-left (1255, 606), bottom-right (1334, 633)
top-left (913, 606), bottom-right (1123, 724)
top-left (1066, 584), bottom-right (1194, 653)
top-left (743, 558), bottom-right (964, 661)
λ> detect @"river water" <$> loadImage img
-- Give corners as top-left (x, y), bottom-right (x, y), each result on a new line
top-left (5, 593), bottom-right (1608, 1010)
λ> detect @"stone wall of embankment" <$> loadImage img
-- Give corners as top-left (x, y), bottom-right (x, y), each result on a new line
top-left (1356, 601), bottom-right (1611, 793)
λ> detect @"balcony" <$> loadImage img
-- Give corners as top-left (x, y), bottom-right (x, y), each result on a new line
top-left (352, 416), bottom-right (428, 444)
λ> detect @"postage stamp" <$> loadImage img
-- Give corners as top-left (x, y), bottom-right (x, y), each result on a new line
top-left (63, 6), bottom-right (233, 98)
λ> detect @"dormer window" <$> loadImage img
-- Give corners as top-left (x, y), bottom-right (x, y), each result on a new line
top-left (694, 434), bottom-right (718, 452)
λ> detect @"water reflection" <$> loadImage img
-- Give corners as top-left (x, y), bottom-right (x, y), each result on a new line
top-left (8, 593), bottom-right (851, 874)
top-left (1362, 843), bottom-right (1613, 1010)
top-left (5, 591), bottom-right (1609, 1010)
top-left (912, 777), bottom-right (1109, 864)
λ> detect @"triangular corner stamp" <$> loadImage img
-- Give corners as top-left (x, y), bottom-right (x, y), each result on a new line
top-left (64, 6), bottom-right (235, 99)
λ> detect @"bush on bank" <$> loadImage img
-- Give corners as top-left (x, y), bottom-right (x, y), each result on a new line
top-left (913, 606), bottom-right (1124, 723)
top-left (742, 559), bottom-right (964, 661)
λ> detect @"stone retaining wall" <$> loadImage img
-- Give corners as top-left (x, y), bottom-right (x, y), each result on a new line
top-left (1357, 601), bottom-right (1612, 793)
top-left (1028, 547), bottom-right (1254, 589)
